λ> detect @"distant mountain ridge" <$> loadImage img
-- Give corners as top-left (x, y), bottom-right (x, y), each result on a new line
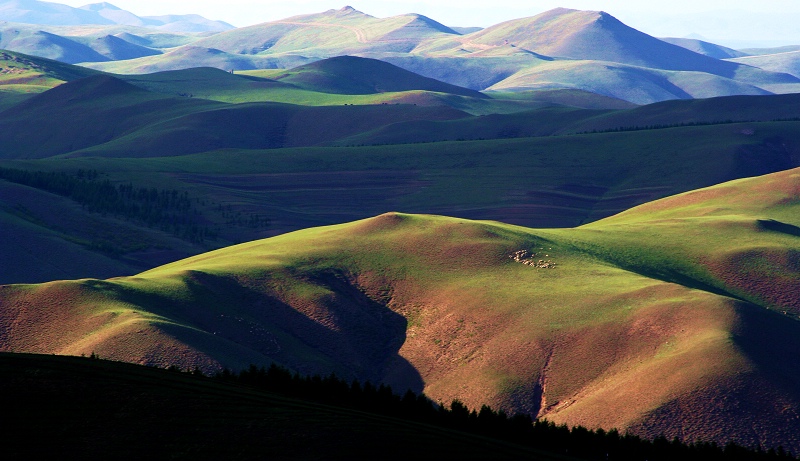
top-left (0, 0), bottom-right (233, 32)
top-left (79, 6), bottom-right (800, 104)
top-left (3, 4), bottom-right (800, 104)
top-left (660, 37), bottom-right (748, 59)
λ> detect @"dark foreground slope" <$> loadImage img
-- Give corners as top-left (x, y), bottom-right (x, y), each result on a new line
top-left (0, 353), bottom-right (557, 461)
top-left (1, 168), bottom-right (799, 451)
top-left (2, 353), bottom-right (792, 461)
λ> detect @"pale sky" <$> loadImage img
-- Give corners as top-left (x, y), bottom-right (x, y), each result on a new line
top-left (56, 0), bottom-right (800, 47)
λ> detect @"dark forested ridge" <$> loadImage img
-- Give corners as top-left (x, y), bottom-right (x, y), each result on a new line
top-left (211, 364), bottom-right (798, 461)
top-left (3, 352), bottom-right (795, 461)
top-left (0, 167), bottom-right (219, 244)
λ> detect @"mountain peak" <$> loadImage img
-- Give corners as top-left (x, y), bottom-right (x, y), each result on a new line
top-left (79, 2), bottom-right (123, 11)
top-left (337, 5), bottom-right (362, 15)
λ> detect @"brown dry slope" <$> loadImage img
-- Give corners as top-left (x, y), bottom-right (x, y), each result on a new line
top-left (0, 169), bottom-right (799, 451)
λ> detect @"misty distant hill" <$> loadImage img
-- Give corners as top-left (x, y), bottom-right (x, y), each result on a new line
top-left (0, 0), bottom-right (233, 32)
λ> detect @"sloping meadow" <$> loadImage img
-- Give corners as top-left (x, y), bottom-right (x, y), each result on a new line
top-left (1, 168), bottom-right (798, 451)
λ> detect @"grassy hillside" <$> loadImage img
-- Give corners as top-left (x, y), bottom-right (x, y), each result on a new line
top-left (77, 34), bottom-right (162, 60)
top-left (0, 25), bottom-right (109, 63)
top-left (8, 68), bottom-right (800, 159)
top-left (324, 92), bottom-right (800, 147)
top-left (2, 116), bottom-right (798, 283)
top-left (122, 62), bottom-right (631, 114)
top-left (267, 55), bottom-right (485, 98)
top-left (191, 6), bottom-right (458, 56)
top-left (80, 45), bottom-right (313, 74)
top-left (0, 72), bottom-right (474, 158)
top-left (0, 74), bottom-right (225, 158)
top-left (729, 52), bottom-right (800, 80)
top-left (486, 59), bottom-right (771, 105)
top-left (0, 48), bottom-right (99, 97)
top-left (0, 170), bottom-right (217, 284)
top-left (0, 353), bottom-right (555, 460)
top-left (660, 37), bottom-right (747, 59)
top-left (1, 168), bottom-right (798, 452)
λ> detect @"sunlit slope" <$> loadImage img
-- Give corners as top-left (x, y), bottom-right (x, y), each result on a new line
top-left (2, 168), bottom-right (799, 450)
top-left (659, 38), bottom-right (747, 59)
top-left (573, 167), bottom-right (800, 313)
top-left (729, 51), bottom-right (800, 80)
top-left (191, 6), bottom-right (458, 56)
top-left (0, 48), bottom-right (99, 105)
top-left (486, 60), bottom-right (771, 105)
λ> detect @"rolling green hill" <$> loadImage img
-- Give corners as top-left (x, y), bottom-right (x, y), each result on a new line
top-left (2, 116), bottom-right (798, 283)
top-left (7, 64), bottom-right (800, 160)
top-left (0, 74), bottom-right (224, 158)
top-left (322, 92), bottom-right (800, 145)
top-left (0, 48), bottom-right (99, 90)
top-left (1, 168), bottom-right (798, 452)
top-left (267, 55), bottom-right (486, 97)
top-left (0, 72), bottom-right (471, 158)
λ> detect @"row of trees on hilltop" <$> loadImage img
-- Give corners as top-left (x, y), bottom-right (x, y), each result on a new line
top-left (198, 363), bottom-right (796, 461)
top-left (0, 167), bottom-right (218, 244)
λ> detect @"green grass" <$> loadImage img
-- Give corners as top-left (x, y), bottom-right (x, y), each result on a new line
top-left (0, 49), bottom-right (100, 97)
top-left (2, 169), bottom-right (799, 452)
top-left (2, 119), bottom-right (795, 276)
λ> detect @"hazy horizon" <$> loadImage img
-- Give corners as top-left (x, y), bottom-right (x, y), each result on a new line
top-left (33, 0), bottom-right (800, 48)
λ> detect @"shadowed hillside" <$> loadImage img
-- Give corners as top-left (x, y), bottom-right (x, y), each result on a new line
top-left (0, 73), bottom-right (469, 158)
top-left (269, 55), bottom-right (486, 97)
top-left (8, 68), bottom-right (800, 159)
top-left (1, 168), bottom-right (798, 452)
top-left (0, 74), bottom-right (223, 158)
top-left (83, 34), bottom-right (161, 60)
top-left (0, 25), bottom-right (108, 63)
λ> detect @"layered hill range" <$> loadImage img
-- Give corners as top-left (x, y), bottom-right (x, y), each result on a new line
top-left (2, 166), bottom-right (799, 451)
top-left (1, 50), bottom-right (800, 285)
top-left (0, 0), bottom-right (232, 65)
top-left (1, 3), bottom-right (800, 103)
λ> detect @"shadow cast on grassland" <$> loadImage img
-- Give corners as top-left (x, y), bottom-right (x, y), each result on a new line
top-left (631, 302), bottom-right (800, 453)
top-left (732, 302), bottom-right (800, 392)
top-left (757, 219), bottom-right (800, 237)
top-left (111, 271), bottom-right (424, 394)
